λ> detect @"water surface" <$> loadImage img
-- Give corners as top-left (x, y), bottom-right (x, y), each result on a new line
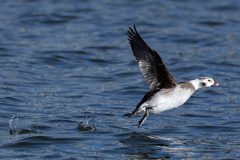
top-left (0, 0), bottom-right (239, 159)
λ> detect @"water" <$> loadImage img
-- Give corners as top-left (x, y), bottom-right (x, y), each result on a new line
top-left (0, 0), bottom-right (239, 159)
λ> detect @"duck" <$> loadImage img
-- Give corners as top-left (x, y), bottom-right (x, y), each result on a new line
top-left (125, 26), bottom-right (219, 128)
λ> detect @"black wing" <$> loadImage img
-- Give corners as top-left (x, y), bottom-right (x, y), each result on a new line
top-left (127, 25), bottom-right (176, 89)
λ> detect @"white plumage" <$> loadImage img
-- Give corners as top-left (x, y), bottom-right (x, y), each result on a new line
top-left (125, 26), bottom-right (219, 127)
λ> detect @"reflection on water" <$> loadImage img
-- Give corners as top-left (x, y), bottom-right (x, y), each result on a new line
top-left (119, 132), bottom-right (171, 159)
top-left (0, 0), bottom-right (240, 159)
top-left (118, 131), bottom-right (205, 159)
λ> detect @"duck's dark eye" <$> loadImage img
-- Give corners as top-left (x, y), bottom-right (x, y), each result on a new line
top-left (208, 80), bottom-right (211, 82)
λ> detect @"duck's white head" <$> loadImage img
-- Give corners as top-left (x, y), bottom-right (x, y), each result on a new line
top-left (191, 77), bottom-right (220, 90)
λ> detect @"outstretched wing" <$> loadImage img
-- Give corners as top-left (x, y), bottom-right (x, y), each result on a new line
top-left (127, 25), bottom-right (176, 89)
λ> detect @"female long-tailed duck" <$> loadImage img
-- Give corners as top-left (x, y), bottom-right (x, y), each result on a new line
top-left (125, 26), bottom-right (219, 128)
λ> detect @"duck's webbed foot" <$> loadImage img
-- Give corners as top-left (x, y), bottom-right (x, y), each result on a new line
top-left (138, 109), bottom-right (149, 128)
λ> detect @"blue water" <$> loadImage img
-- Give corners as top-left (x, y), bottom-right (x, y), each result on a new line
top-left (0, 0), bottom-right (240, 159)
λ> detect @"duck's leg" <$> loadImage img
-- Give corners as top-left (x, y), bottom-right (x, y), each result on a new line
top-left (138, 109), bottom-right (149, 128)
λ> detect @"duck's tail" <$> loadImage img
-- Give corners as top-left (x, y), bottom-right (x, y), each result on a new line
top-left (123, 112), bottom-right (133, 117)
top-left (123, 109), bottom-right (138, 117)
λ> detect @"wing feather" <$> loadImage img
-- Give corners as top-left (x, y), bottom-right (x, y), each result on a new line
top-left (127, 25), bottom-right (176, 89)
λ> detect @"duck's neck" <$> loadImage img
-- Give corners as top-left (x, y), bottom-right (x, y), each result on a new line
top-left (190, 79), bottom-right (201, 90)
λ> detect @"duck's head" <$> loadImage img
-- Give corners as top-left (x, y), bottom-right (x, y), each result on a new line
top-left (199, 77), bottom-right (219, 87)
top-left (191, 77), bottom-right (220, 90)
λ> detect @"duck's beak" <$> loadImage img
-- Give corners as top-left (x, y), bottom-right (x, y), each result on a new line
top-left (213, 81), bottom-right (220, 86)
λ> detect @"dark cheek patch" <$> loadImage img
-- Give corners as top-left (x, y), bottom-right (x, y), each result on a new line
top-left (201, 82), bottom-right (206, 87)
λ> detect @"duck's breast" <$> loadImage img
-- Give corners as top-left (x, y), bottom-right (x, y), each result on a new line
top-left (148, 86), bottom-right (194, 113)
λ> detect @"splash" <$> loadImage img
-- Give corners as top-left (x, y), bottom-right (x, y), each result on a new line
top-left (9, 115), bottom-right (18, 135)
top-left (77, 109), bottom-right (97, 131)
top-left (9, 115), bottom-right (35, 135)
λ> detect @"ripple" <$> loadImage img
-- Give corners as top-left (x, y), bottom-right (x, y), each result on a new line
top-left (10, 128), bottom-right (36, 136)
top-left (2, 136), bottom-right (84, 149)
top-left (47, 119), bottom-right (76, 123)
top-left (86, 58), bottom-right (110, 65)
top-left (118, 132), bottom-right (170, 147)
top-left (210, 5), bottom-right (239, 12)
top-left (181, 113), bottom-right (214, 118)
top-left (19, 12), bottom-right (80, 25)
top-left (85, 46), bottom-right (121, 51)
top-left (0, 47), bottom-right (8, 51)
top-left (197, 20), bottom-right (225, 27)
top-left (170, 36), bottom-right (204, 44)
top-left (189, 125), bottom-right (238, 132)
